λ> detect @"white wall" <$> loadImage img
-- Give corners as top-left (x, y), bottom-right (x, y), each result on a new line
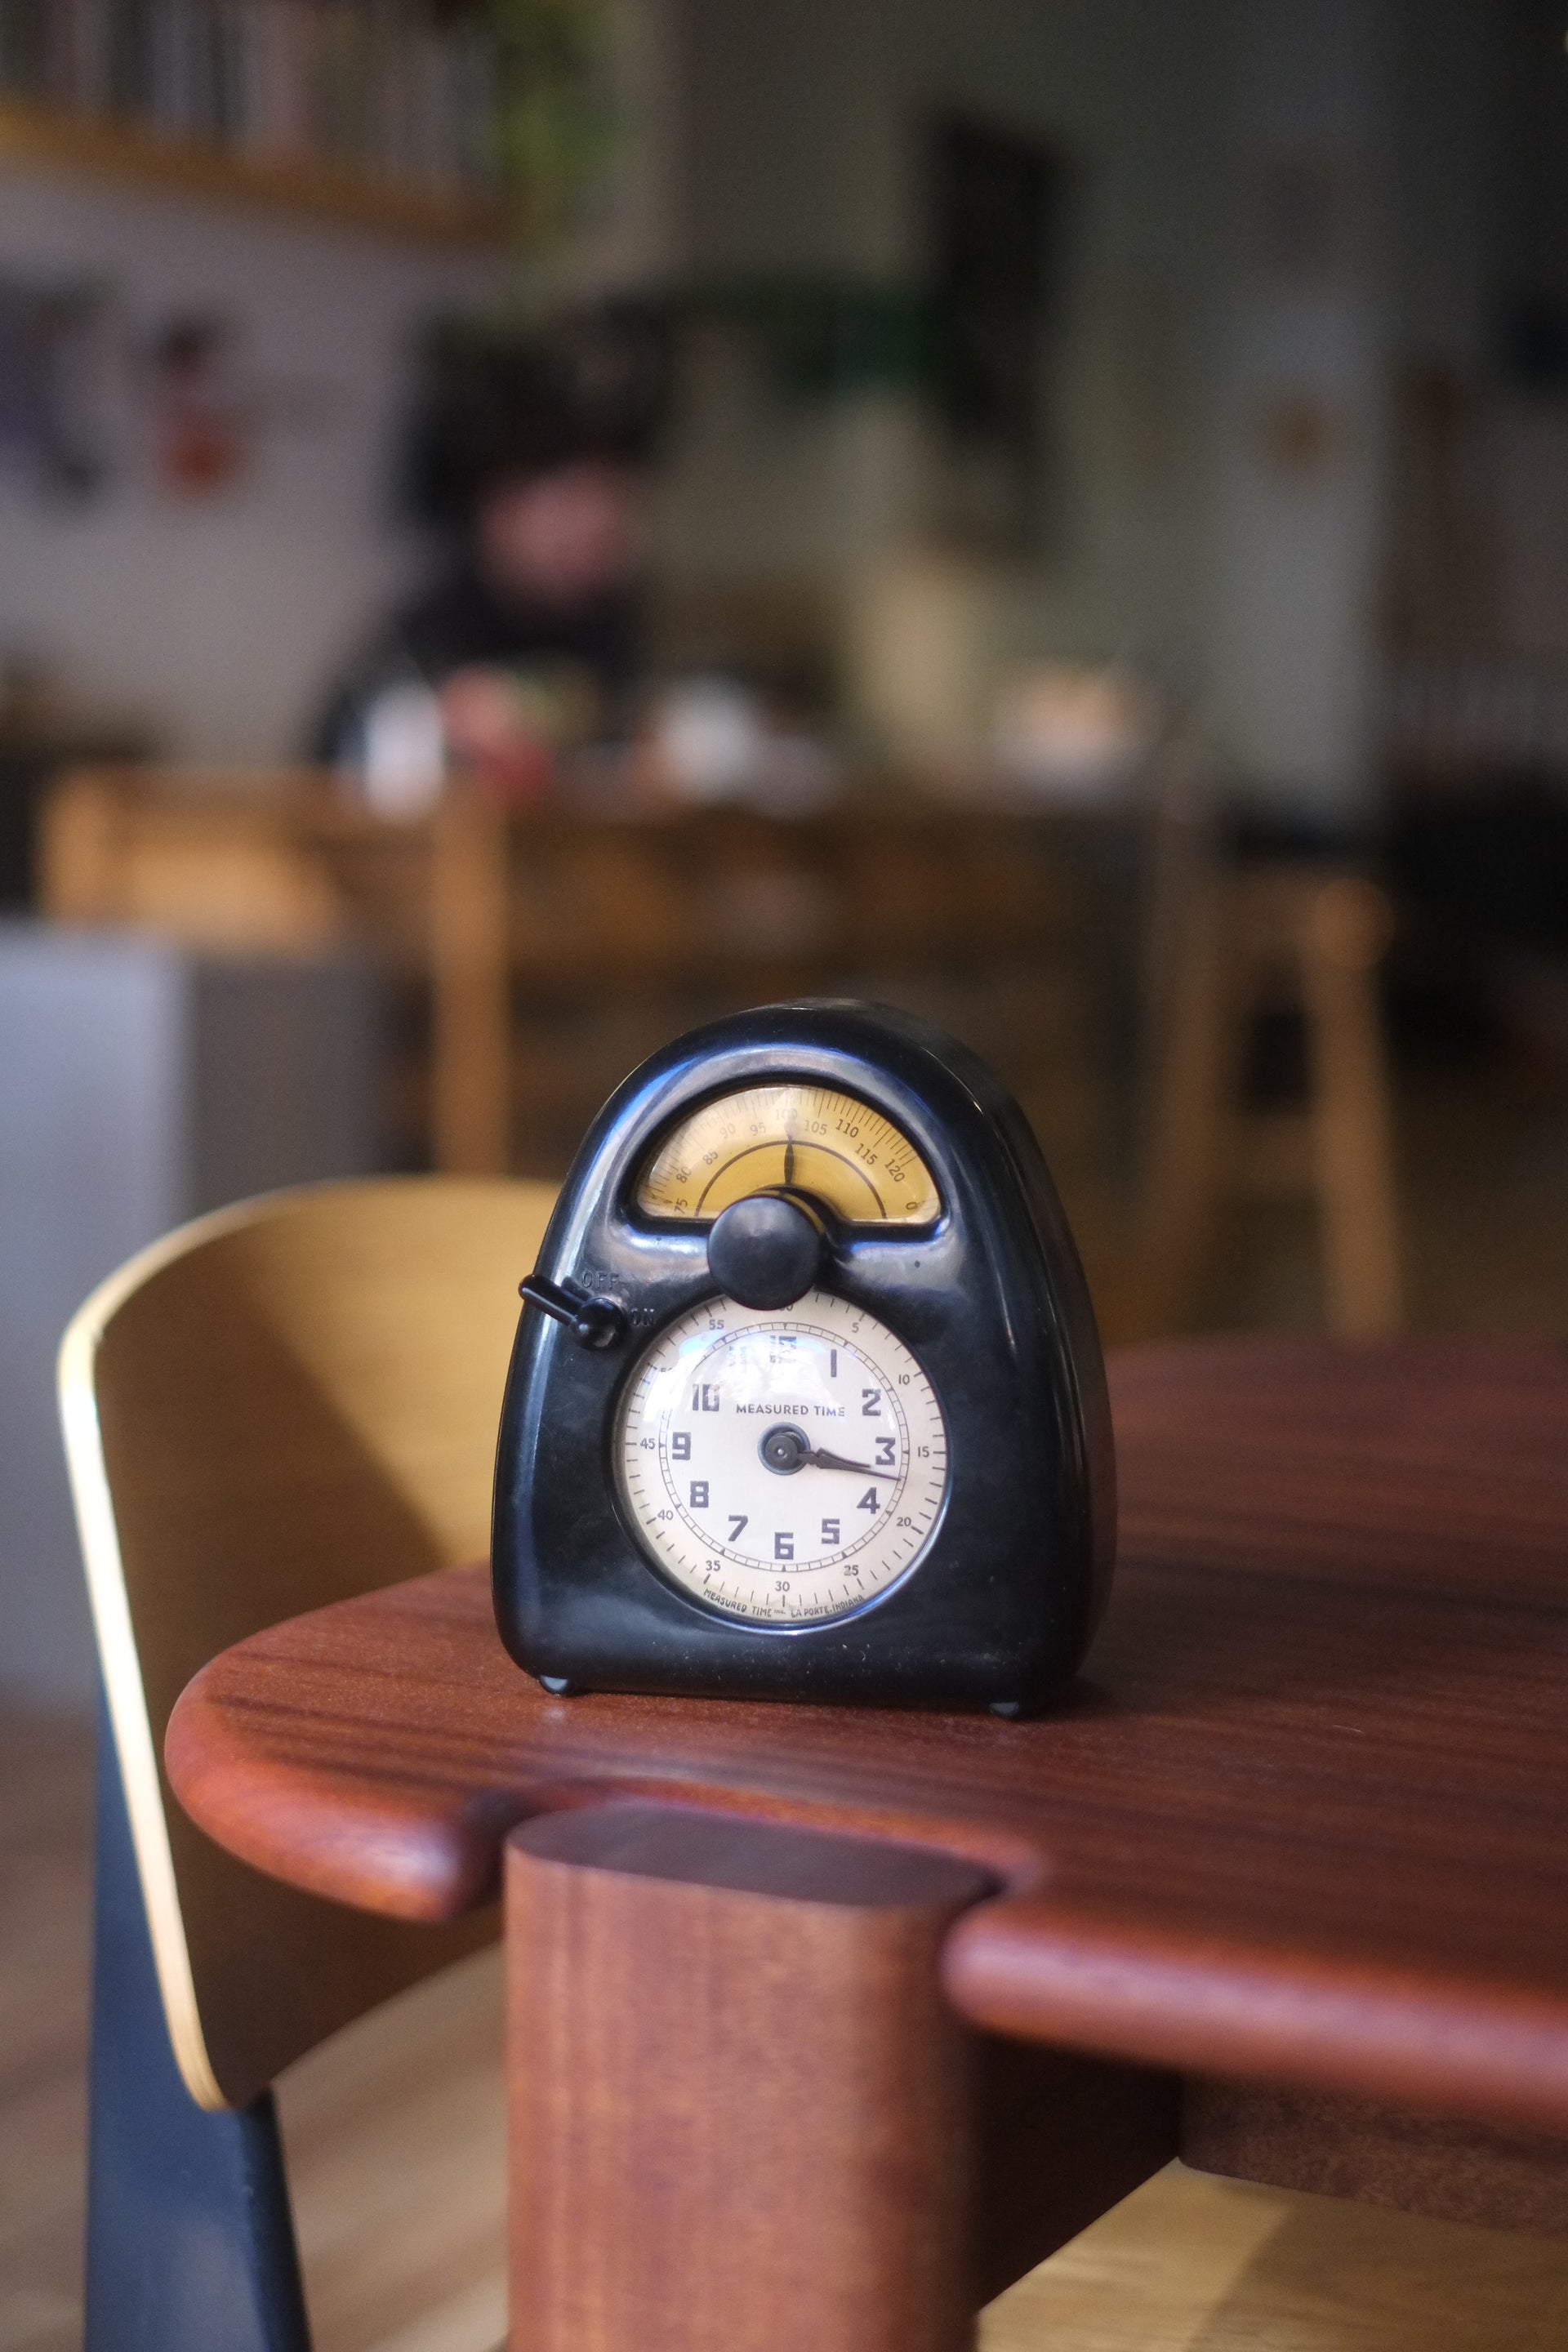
top-left (0, 166), bottom-right (498, 760)
top-left (662, 0), bottom-right (1237, 699)
top-left (918, 0), bottom-right (1237, 688)
top-left (1202, 0), bottom-right (1395, 817)
top-left (667, 0), bottom-right (1538, 820)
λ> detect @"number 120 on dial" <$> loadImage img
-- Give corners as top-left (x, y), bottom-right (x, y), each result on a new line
top-left (615, 1293), bottom-right (950, 1625)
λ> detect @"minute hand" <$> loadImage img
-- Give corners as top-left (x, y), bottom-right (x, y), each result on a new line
top-left (804, 1446), bottom-right (879, 1474)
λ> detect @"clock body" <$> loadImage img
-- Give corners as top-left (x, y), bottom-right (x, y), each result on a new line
top-left (492, 1000), bottom-right (1115, 1713)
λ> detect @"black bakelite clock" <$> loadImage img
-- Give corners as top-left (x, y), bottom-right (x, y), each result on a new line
top-left (492, 1000), bottom-right (1115, 1715)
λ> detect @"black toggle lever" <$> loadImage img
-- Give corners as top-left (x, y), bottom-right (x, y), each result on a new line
top-left (519, 1272), bottom-right (626, 1351)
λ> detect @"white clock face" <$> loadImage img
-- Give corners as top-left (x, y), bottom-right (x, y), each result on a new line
top-left (615, 1292), bottom-right (950, 1626)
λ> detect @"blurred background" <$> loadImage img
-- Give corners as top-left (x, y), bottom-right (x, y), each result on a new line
top-left (4, 1), bottom-right (1568, 2343)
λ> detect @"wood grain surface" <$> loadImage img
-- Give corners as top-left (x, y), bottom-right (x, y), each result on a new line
top-left (506, 1806), bottom-right (989, 2352)
top-left (503, 1805), bottom-right (1175, 2345)
top-left (166, 1339), bottom-right (1568, 2136)
top-left (13, 1718), bottom-right (1568, 2350)
top-left (1182, 2080), bottom-right (1568, 2237)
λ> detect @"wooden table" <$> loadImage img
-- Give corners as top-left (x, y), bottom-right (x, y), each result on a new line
top-left (166, 1339), bottom-right (1568, 2351)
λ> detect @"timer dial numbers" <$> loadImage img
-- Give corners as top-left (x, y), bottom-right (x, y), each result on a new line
top-left (615, 1294), bottom-right (949, 1626)
top-left (635, 1085), bottom-right (940, 1225)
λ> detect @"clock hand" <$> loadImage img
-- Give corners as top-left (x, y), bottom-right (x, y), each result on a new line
top-left (759, 1423), bottom-right (880, 1477)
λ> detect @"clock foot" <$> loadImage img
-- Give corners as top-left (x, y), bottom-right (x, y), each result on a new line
top-left (537, 1675), bottom-right (577, 1697)
top-left (989, 1700), bottom-right (1023, 1719)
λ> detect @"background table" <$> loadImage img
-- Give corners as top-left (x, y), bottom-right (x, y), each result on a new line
top-left (167, 1339), bottom-right (1568, 2350)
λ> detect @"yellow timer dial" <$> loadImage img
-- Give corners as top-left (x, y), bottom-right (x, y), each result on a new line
top-left (636, 1085), bottom-right (940, 1225)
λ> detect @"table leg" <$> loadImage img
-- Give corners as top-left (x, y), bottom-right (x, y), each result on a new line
top-left (505, 1804), bottom-right (1177, 2352)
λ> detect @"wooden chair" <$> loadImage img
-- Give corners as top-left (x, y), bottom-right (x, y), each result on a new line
top-left (427, 792), bottom-right (1093, 1178)
top-left (39, 766), bottom-right (1097, 1187)
top-left (38, 764), bottom-right (427, 955)
top-left (1139, 795), bottom-right (1402, 1336)
top-left (58, 1176), bottom-right (556, 2352)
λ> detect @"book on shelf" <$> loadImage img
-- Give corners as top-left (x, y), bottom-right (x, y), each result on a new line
top-left (0, 0), bottom-right (501, 194)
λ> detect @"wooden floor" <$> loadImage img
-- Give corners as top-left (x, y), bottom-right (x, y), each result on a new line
top-left (0, 1715), bottom-right (91, 2352)
top-left (5, 1063), bottom-right (1568, 2350)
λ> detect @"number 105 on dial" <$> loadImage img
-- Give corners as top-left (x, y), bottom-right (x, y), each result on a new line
top-left (614, 1293), bottom-right (950, 1625)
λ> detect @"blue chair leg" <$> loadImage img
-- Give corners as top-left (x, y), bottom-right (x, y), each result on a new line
top-left (85, 1692), bottom-right (312, 2352)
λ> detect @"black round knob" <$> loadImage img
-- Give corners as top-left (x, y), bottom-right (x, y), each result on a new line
top-left (760, 1423), bottom-right (811, 1474)
top-left (706, 1189), bottom-right (826, 1310)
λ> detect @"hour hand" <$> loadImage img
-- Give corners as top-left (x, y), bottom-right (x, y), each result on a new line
top-left (803, 1445), bottom-right (876, 1474)
top-left (759, 1425), bottom-right (876, 1477)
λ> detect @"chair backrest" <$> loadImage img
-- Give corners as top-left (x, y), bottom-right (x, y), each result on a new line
top-left (60, 1176), bottom-right (555, 2109)
top-left (427, 794), bottom-right (1085, 1175)
top-left (39, 764), bottom-right (437, 962)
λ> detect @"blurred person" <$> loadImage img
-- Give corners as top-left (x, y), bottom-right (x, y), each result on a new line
top-left (315, 302), bottom-right (666, 806)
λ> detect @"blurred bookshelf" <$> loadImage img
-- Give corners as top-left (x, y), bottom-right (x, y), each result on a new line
top-left (0, 96), bottom-right (505, 239)
top-left (0, 1), bottom-right (508, 244)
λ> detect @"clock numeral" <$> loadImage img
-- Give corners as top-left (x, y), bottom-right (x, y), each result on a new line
top-left (727, 1513), bottom-right (748, 1541)
top-left (875, 1437), bottom-right (896, 1468)
top-left (858, 1487), bottom-right (879, 1513)
top-left (689, 1481), bottom-right (709, 1509)
top-left (774, 1579), bottom-right (791, 1592)
top-left (820, 1517), bottom-right (840, 1544)
top-left (693, 1384), bottom-right (721, 1412)
top-left (775, 1531), bottom-right (794, 1561)
top-left (670, 1432), bottom-right (691, 1461)
top-left (830, 1350), bottom-right (838, 1378)
top-left (862, 1389), bottom-right (881, 1417)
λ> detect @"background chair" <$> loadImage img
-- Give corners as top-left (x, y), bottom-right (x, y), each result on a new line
top-left (38, 765), bottom-right (1102, 1192)
top-left (59, 1177), bottom-right (555, 2352)
top-left (426, 790), bottom-right (1098, 1179)
top-left (1138, 789), bottom-right (1402, 1337)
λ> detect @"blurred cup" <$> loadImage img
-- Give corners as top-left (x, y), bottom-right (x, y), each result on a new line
top-left (359, 681), bottom-right (447, 819)
top-left (991, 664), bottom-right (1159, 801)
top-left (653, 677), bottom-right (765, 802)
top-left (649, 677), bottom-right (837, 814)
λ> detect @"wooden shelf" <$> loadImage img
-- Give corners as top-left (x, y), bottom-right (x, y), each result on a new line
top-left (0, 98), bottom-right (508, 246)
